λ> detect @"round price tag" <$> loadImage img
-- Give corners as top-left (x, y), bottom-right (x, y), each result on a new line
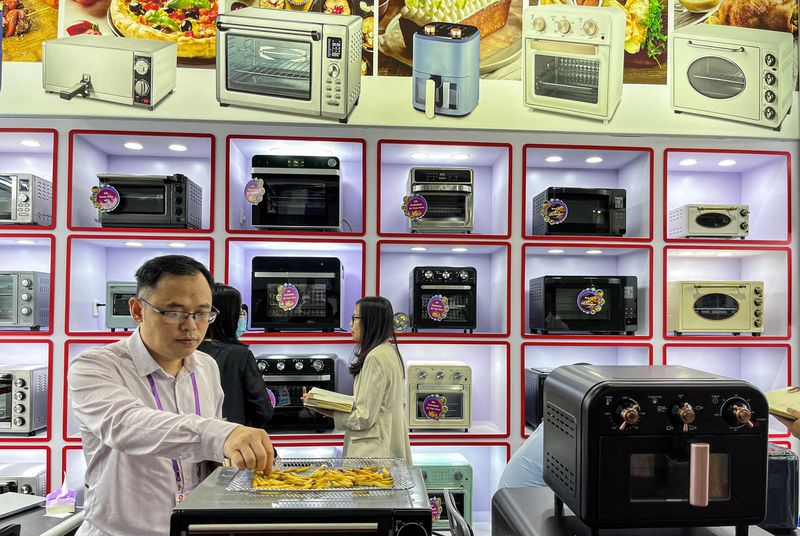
top-left (90, 186), bottom-right (121, 212)
top-left (244, 179), bottom-right (265, 205)
top-left (577, 287), bottom-right (605, 315)
top-left (423, 394), bottom-right (448, 420)
top-left (402, 194), bottom-right (428, 220)
top-left (275, 283), bottom-right (300, 311)
top-left (541, 198), bottom-right (568, 225)
top-left (426, 295), bottom-right (449, 321)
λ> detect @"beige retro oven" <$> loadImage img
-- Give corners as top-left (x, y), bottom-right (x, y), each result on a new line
top-left (668, 204), bottom-right (750, 239)
top-left (667, 281), bottom-right (764, 336)
top-left (408, 362), bottom-right (471, 431)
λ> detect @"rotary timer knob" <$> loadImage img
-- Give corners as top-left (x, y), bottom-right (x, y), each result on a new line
top-left (257, 360), bottom-right (267, 372)
top-left (459, 271), bottom-right (469, 280)
top-left (20, 278), bottom-right (31, 288)
top-left (14, 391), bottom-right (25, 401)
top-left (20, 484), bottom-right (33, 494)
top-left (616, 401), bottom-right (640, 431)
top-left (418, 370), bottom-right (428, 381)
top-left (13, 378), bottom-right (26, 388)
top-left (18, 194), bottom-right (29, 203)
top-left (423, 270), bottom-right (434, 280)
top-left (442, 271), bottom-right (451, 280)
top-left (276, 361), bottom-right (286, 371)
top-left (134, 58), bottom-right (150, 75)
top-left (557, 18), bottom-right (571, 34)
top-left (20, 293), bottom-right (30, 302)
top-left (582, 20), bottom-right (597, 36)
top-left (436, 371), bottom-right (445, 381)
top-left (532, 16), bottom-right (545, 31)
top-left (672, 402), bottom-right (696, 432)
top-left (312, 359), bottom-right (324, 372)
top-left (295, 361), bottom-right (304, 371)
top-left (13, 417), bottom-right (25, 427)
top-left (723, 398), bottom-right (754, 428)
top-left (20, 307), bottom-right (31, 316)
top-left (134, 80), bottom-right (150, 97)
top-left (453, 370), bottom-right (463, 381)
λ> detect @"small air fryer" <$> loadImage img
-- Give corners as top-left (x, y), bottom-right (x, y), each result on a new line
top-left (412, 23), bottom-right (479, 118)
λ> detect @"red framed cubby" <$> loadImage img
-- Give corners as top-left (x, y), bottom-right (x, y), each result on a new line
top-left (0, 339), bottom-right (54, 442)
top-left (0, 446), bottom-right (51, 495)
top-left (0, 234), bottom-right (56, 337)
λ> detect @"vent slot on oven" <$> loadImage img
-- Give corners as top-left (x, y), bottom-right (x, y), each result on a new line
top-left (545, 401), bottom-right (577, 493)
top-left (545, 451), bottom-right (576, 493)
top-left (545, 402), bottom-right (576, 438)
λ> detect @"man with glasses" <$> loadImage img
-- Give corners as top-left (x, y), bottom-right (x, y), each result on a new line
top-left (69, 255), bottom-right (274, 536)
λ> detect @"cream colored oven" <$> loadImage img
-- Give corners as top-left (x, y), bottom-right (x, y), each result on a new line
top-left (667, 281), bottom-right (764, 336)
top-left (523, 4), bottom-right (625, 122)
top-left (667, 204), bottom-right (749, 239)
top-left (408, 362), bottom-right (471, 431)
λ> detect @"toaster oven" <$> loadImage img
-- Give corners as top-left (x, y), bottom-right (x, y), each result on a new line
top-left (105, 281), bottom-right (138, 331)
top-left (0, 271), bottom-right (50, 330)
top-left (216, 8), bottom-right (362, 122)
top-left (0, 365), bottom-right (48, 436)
top-left (96, 174), bottom-right (203, 229)
top-left (42, 35), bottom-right (177, 110)
top-left (668, 204), bottom-right (750, 239)
top-left (532, 187), bottom-right (626, 236)
top-left (415, 452), bottom-right (473, 529)
top-left (0, 174), bottom-right (53, 226)
top-left (524, 367), bottom-right (552, 429)
top-left (408, 168), bottom-right (474, 233)
top-left (0, 462), bottom-right (47, 495)
top-left (407, 362), bottom-right (471, 431)
top-left (544, 364), bottom-right (769, 533)
top-left (667, 280), bottom-right (764, 336)
top-left (409, 266), bottom-right (477, 332)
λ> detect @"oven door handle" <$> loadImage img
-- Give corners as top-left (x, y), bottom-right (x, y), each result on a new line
top-left (252, 168), bottom-right (340, 176)
top-left (686, 40), bottom-right (745, 53)
top-left (415, 384), bottom-right (465, 392)
top-left (695, 206), bottom-right (740, 212)
top-left (217, 23), bottom-right (321, 41)
top-left (689, 442), bottom-right (710, 507)
top-left (187, 522), bottom-right (378, 533)
top-left (692, 284), bottom-right (747, 289)
top-left (262, 374), bottom-right (332, 382)
top-left (411, 184), bottom-right (472, 193)
top-left (419, 285), bottom-right (472, 290)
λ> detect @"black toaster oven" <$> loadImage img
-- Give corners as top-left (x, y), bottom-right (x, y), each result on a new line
top-left (544, 364), bottom-right (769, 535)
top-left (524, 367), bottom-right (551, 429)
top-left (409, 266), bottom-right (477, 332)
top-left (532, 187), bottom-right (626, 236)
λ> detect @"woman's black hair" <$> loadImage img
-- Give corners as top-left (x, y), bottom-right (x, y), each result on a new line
top-left (349, 296), bottom-right (404, 377)
top-left (205, 283), bottom-right (244, 345)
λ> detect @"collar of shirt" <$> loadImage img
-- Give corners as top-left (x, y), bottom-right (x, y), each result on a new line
top-left (127, 327), bottom-right (202, 378)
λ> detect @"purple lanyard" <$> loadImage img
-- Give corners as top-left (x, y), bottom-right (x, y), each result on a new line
top-left (146, 372), bottom-right (201, 491)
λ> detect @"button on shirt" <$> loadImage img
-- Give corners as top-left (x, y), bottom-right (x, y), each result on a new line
top-left (68, 329), bottom-right (239, 536)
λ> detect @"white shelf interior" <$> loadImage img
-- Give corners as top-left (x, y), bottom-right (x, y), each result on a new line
top-left (524, 147), bottom-right (651, 238)
top-left (666, 248), bottom-right (789, 337)
top-left (379, 243), bottom-right (508, 334)
top-left (67, 238), bottom-right (211, 333)
top-left (379, 143), bottom-right (510, 236)
top-left (0, 132), bottom-right (57, 222)
top-left (524, 246), bottom-right (651, 336)
top-left (69, 133), bottom-right (214, 229)
top-left (65, 342), bottom-right (106, 439)
top-left (664, 346), bottom-right (790, 436)
top-left (524, 344), bottom-right (651, 370)
top-left (666, 152), bottom-right (790, 242)
top-left (227, 138), bottom-right (365, 233)
top-left (64, 448), bottom-right (87, 506)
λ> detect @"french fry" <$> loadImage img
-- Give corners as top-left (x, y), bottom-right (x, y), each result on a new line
top-left (251, 466), bottom-right (395, 490)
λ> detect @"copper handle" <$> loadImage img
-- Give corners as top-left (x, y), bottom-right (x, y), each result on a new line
top-left (732, 405), bottom-right (753, 428)
top-left (689, 443), bottom-right (710, 507)
top-left (618, 405), bottom-right (640, 431)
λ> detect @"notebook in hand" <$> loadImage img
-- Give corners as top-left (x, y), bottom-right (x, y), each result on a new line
top-left (304, 387), bottom-right (354, 413)
top-left (765, 387), bottom-right (800, 420)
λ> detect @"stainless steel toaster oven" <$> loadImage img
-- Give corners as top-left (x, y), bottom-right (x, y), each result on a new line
top-left (0, 365), bottom-right (48, 436)
top-left (0, 271), bottom-right (50, 330)
top-left (105, 281), bottom-right (138, 331)
top-left (0, 462), bottom-right (47, 495)
top-left (96, 174), bottom-right (203, 229)
top-left (0, 174), bottom-right (53, 226)
top-left (407, 168), bottom-right (474, 234)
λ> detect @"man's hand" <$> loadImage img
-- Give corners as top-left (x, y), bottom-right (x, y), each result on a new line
top-left (223, 426), bottom-right (274, 473)
top-left (776, 407), bottom-right (800, 439)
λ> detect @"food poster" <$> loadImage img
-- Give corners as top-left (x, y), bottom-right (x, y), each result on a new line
top-left (2, 0), bottom-right (59, 61)
top-left (377, 0), bottom-right (523, 78)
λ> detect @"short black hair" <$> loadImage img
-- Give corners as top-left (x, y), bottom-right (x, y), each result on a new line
top-left (135, 255), bottom-right (214, 298)
top-left (206, 283), bottom-right (243, 343)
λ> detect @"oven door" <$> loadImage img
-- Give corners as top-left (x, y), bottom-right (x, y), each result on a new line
top-left (537, 189), bottom-right (620, 235)
top-left (0, 274), bottom-right (20, 326)
top-left (672, 37), bottom-right (760, 121)
top-left (410, 184), bottom-right (473, 231)
top-left (413, 285), bottom-right (476, 329)
top-left (251, 172), bottom-right (340, 230)
top-left (99, 179), bottom-right (170, 226)
top-left (543, 279), bottom-right (626, 333)
top-left (427, 487), bottom-right (470, 528)
top-left (679, 284), bottom-right (754, 332)
top-left (263, 373), bottom-right (334, 431)
top-left (0, 176), bottom-right (18, 223)
top-left (411, 384), bottom-right (470, 428)
top-left (0, 373), bottom-right (12, 431)
top-left (251, 272), bottom-right (340, 330)
top-left (687, 206), bottom-right (745, 237)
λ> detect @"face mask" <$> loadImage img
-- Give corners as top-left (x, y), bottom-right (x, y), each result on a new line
top-left (236, 317), bottom-right (247, 338)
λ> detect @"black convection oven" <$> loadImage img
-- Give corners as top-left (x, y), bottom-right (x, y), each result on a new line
top-left (532, 187), bottom-right (626, 236)
top-left (96, 174), bottom-right (203, 229)
top-left (409, 266), bottom-right (477, 332)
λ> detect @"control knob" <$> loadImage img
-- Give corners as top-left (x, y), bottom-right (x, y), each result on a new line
top-left (739, 208), bottom-right (749, 217)
top-left (418, 370), bottom-right (428, 381)
top-left (20, 307), bottom-right (31, 316)
top-left (557, 18), bottom-right (571, 34)
top-left (436, 371), bottom-right (445, 381)
top-left (754, 297), bottom-right (763, 306)
top-left (616, 400), bottom-right (640, 431)
top-left (13, 417), bottom-right (25, 427)
top-left (295, 361), bottom-right (304, 371)
top-left (754, 286), bottom-right (763, 296)
top-left (327, 64), bottom-right (341, 78)
top-left (20, 485), bottom-right (33, 494)
top-left (754, 309), bottom-right (762, 317)
top-left (754, 319), bottom-right (763, 328)
top-left (312, 359), bottom-right (324, 372)
top-left (740, 222), bottom-right (749, 230)
top-left (764, 73), bottom-right (776, 86)
top-left (764, 53), bottom-right (776, 67)
top-left (723, 398), bottom-right (753, 428)
top-left (582, 20), bottom-right (597, 36)
top-left (134, 79), bottom-right (150, 97)
top-left (20, 293), bottom-right (30, 302)
top-left (18, 194), bottom-right (29, 203)
top-left (13, 378), bottom-right (26, 388)
top-left (424, 24), bottom-right (436, 35)
top-left (442, 271), bottom-right (451, 280)
top-left (13, 404), bottom-right (24, 414)
top-left (20, 279), bottom-right (31, 288)
top-left (764, 107), bottom-right (776, 120)
top-left (276, 361), bottom-right (285, 371)
top-left (449, 26), bottom-right (462, 39)
top-left (453, 370), bottom-right (463, 381)
top-left (765, 90), bottom-right (776, 103)
top-left (14, 391), bottom-right (25, 401)
top-left (672, 402), bottom-right (696, 432)
top-left (423, 270), bottom-right (434, 280)
top-left (459, 270), bottom-right (469, 280)
top-left (257, 361), bottom-right (267, 372)
top-left (531, 16), bottom-right (545, 31)
top-left (134, 58), bottom-right (150, 75)
top-left (454, 471), bottom-right (463, 481)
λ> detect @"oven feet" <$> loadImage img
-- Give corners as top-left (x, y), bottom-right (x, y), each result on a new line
top-left (735, 525), bottom-right (749, 536)
top-left (553, 495), bottom-right (564, 518)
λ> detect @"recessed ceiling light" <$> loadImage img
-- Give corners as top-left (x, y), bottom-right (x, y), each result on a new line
top-left (678, 158), bottom-right (697, 166)
top-left (19, 140), bottom-right (41, 148)
top-left (124, 142), bottom-right (144, 151)
top-left (450, 153), bottom-right (470, 160)
top-left (168, 242), bottom-right (187, 248)
top-left (409, 152), bottom-right (430, 160)
top-left (545, 156), bottom-right (563, 163)
top-left (124, 241), bottom-right (144, 247)
top-left (410, 247), bottom-right (427, 251)
top-left (168, 144), bottom-right (188, 152)
top-left (716, 251), bottom-right (734, 257)
top-left (718, 159), bottom-right (737, 167)
top-left (585, 249), bottom-right (603, 255)
top-left (451, 247), bottom-right (468, 252)
top-left (547, 249), bottom-right (565, 254)
top-left (585, 157), bottom-right (604, 164)
top-left (15, 239), bottom-right (37, 245)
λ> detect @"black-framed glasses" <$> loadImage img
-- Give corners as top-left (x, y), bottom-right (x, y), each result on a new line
top-left (351, 315), bottom-right (361, 322)
top-left (138, 296), bottom-right (218, 325)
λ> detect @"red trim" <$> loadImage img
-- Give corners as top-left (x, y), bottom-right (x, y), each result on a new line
top-left (226, 237), bottom-right (366, 340)
top-left (376, 139), bottom-right (513, 240)
top-left (662, 245), bottom-right (791, 340)
top-left (521, 243), bottom-right (654, 339)
top-left (521, 143), bottom-right (654, 242)
top-left (224, 135), bottom-right (367, 237)
top-left (771, 441), bottom-right (792, 450)
top-left (663, 149), bottom-right (792, 245)
top-left (663, 343), bottom-right (792, 438)
top-left (0, 129), bottom-right (58, 231)
top-left (64, 235), bottom-right (215, 336)
top-left (376, 239), bottom-right (512, 338)
top-left (0, 234), bottom-right (56, 336)
top-left (519, 342), bottom-right (653, 438)
top-left (0, 339), bottom-right (53, 442)
top-left (66, 129), bottom-right (216, 233)
top-left (0, 445), bottom-right (51, 494)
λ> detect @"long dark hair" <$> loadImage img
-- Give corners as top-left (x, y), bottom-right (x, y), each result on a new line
top-left (205, 283), bottom-right (244, 345)
top-left (349, 296), bottom-right (404, 377)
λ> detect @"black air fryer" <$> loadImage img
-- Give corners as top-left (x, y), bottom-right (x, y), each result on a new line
top-left (524, 367), bottom-right (551, 429)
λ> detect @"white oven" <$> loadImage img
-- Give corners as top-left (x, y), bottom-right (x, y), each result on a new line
top-left (408, 362), bottom-right (472, 431)
top-left (668, 204), bottom-right (749, 239)
top-left (667, 280), bottom-right (764, 336)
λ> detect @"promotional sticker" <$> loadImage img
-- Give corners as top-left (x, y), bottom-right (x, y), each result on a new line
top-left (577, 287), bottom-right (605, 315)
top-left (541, 198), bottom-right (568, 225)
top-left (275, 283), bottom-right (300, 311)
top-left (423, 394), bottom-right (448, 420)
top-left (244, 179), bottom-right (265, 205)
top-left (426, 295), bottom-right (449, 321)
top-left (402, 194), bottom-right (428, 220)
top-left (430, 497), bottom-right (443, 524)
top-left (90, 186), bottom-right (121, 212)
top-left (266, 389), bottom-right (276, 408)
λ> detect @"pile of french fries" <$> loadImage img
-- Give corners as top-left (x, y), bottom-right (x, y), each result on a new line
top-left (252, 465), bottom-right (395, 490)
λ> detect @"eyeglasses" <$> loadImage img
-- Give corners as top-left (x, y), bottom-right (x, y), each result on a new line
top-left (350, 315), bottom-right (361, 322)
top-left (138, 296), bottom-right (218, 325)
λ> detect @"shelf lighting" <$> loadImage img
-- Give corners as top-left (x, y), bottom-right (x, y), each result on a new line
top-left (168, 242), bottom-right (187, 248)
top-left (585, 249), bottom-right (603, 255)
top-left (677, 251), bottom-right (695, 256)
top-left (409, 152), bottom-right (430, 160)
top-left (585, 156), bottom-right (603, 164)
top-left (718, 159), bottom-right (737, 167)
top-left (124, 241), bottom-right (144, 247)
top-left (124, 142), bottom-right (144, 151)
top-left (168, 144), bottom-right (188, 152)
top-left (19, 140), bottom-right (41, 148)
top-left (678, 158), bottom-right (697, 166)
top-left (547, 249), bottom-right (565, 254)
top-left (15, 239), bottom-right (37, 245)
top-left (716, 251), bottom-right (734, 257)
top-left (545, 156), bottom-right (563, 163)
top-left (410, 247), bottom-right (427, 251)
top-left (450, 153), bottom-right (470, 160)
top-left (451, 247), bottom-right (468, 252)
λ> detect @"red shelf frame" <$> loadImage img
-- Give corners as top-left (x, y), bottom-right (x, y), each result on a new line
top-left (66, 129), bottom-right (217, 234)
top-left (662, 245), bottom-right (791, 341)
top-left (0, 128), bottom-right (58, 231)
top-left (663, 148), bottom-right (792, 245)
top-left (64, 235), bottom-right (215, 337)
top-left (0, 339), bottom-right (54, 442)
top-left (225, 135), bottom-right (367, 237)
top-left (376, 139), bottom-right (513, 240)
top-left (376, 239), bottom-right (512, 339)
top-left (521, 143), bottom-right (654, 242)
top-left (0, 233), bottom-right (56, 337)
top-left (521, 243), bottom-right (654, 340)
top-left (0, 446), bottom-right (51, 494)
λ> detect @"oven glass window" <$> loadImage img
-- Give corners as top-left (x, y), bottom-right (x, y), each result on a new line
top-left (252, 176), bottom-right (340, 228)
top-left (428, 491), bottom-right (465, 523)
top-left (114, 185), bottom-right (166, 215)
top-left (534, 54), bottom-right (599, 104)
top-left (554, 287), bottom-right (612, 320)
top-left (560, 195), bottom-right (608, 227)
top-left (629, 453), bottom-right (730, 501)
top-left (418, 193), bottom-right (469, 223)
top-left (693, 293), bottom-right (739, 320)
top-left (264, 383), bottom-right (303, 409)
top-left (416, 391), bottom-right (464, 419)
top-left (687, 57), bottom-right (745, 100)
top-left (416, 292), bottom-right (472, 323)
top-left (0, 176), bottom-right (14, 221)
top-left (0, 275), bottom-right (15, 322)
top-left (226, 35), bottom-right (312, 101)
top-left (696, 212), bottom-right (732, 229)
top-left (0, 374), bottom-right (11, 426)
top-left (112, 293), bottom-right (135, 316)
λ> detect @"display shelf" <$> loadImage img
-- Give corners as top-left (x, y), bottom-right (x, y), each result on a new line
top-left (226, 238), bottom-right (365, 338)
top-left (0, 340), bottom-right (53, 442)
top-left (63, 340), bottom-right (111, 442)
top-left (520, 343), bottom-right (652, 437)
top-left (522, 144), bottom-right (653, 241)
top-left (377, 241), bottom-right (510, 337)
top-left (664, 149), bottom-right (791, 245)
top-left (377, 140), bottom-right (512, 238)
top-left (62, 446), bottom-right (86, 507)
top-left (0, 234), bottom-right (55, 336)
top-left (226, 135), bottom-right (366, 236)
top-left (663, 344), bottom-right (791, 438)
top-left (67, 130), bottom-right (215, 233)
top-left (65, 235), bottom-right (214, 336)
top-left (0, 129), bottom-right (58, 231)
top-left (522, 244), bottom-right (653, 339)
top-left (0, 446), bottom-right (51, 496)
top-left (663, 246), bottom-right (791, 340)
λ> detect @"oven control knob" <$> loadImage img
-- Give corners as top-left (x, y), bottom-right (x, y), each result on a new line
top-left (754, 309), bottom-right (762, 317)
top-left (14, 391), bottom-right (25, 401)
top-left (424, 270), bottom-right (433, 280)
top-left (396, 523), bottom-right (427, 536)
top-left (18, 194), bottom-right (29, 203)
top-left (454, 471), bottom-right (463, 481)
top-left (20, 307), bottom-right (31, 316)
top-left (739, 208), bottom-right (749, 217)
top-left (134, 58), bottom-right (150, 76)
top-left (582, 20), bottom-right (597, 36)
top-left (754, 287), bottom-right (763, 296)
top-left (20, 278), bottom-right (32, 288)
top-left (765, 73), bottom-right (776, 86)
top-left (13, 417), bottom-right (25, 427)
top-left (13, 378), bottom-right (26, 388)
top-left (442, 271), bottom-right (451, 280)
top-left (765, 90), bottom-right (776, 103)
top-left (754, 318), bottom-right (763, 327)
top-left (459, 271), bottom-right (469, 280)
top-left (134, 79), bottom-right (150, 97)
top-left (557, 18), bottom-right (571, 34)
top-left (276, 362), bottom-right (285, 371)
top-left (257, 360), bottom-right (267, 372)
top-left (418, 370), bottom-right (428, 380)
top-left (616, 402), bottom-right (640, 431)
top-left (20, 484), bottom-right (33, 495)
top-left (13, 404), bottom-right (25, 414)
top-left (740, 222), bottom-right (748, 230)
top-left (764, 53), bottom-right (776, 67)
top-left (436, 371), bottom-right (445, 381)
top-left (453, 370), bottom-right (463, 381)
top-left (754, 297), bottom-right (763, 306)
top-left (672, 402), bottom-right (696, 432)
top-left (327, 64), bottom-right (341, 78)
top-left (723, 399), bottom-right (754, 428)
top-left (312, 359), bottom-right (324, 372)
top-left (295, 361), bottom-right (304, 371)
top-left (20, 293), bottom-right (30, 302)
top-left (531, 16), bottom-right (546, 31)
top-left (764, 107), bottom-right (776, 120)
